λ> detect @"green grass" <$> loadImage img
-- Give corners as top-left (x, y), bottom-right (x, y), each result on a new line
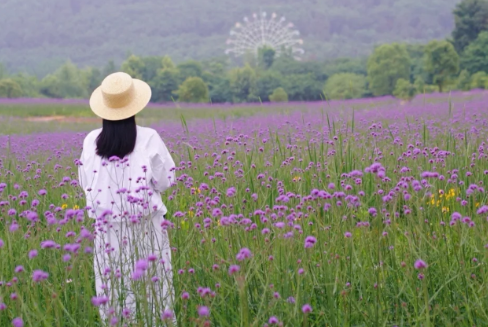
top-left (1, 93), bottom-right (488, 326)
top-left (0, 102), bottom-right (306, 134)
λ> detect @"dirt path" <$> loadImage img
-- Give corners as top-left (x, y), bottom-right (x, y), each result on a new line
top-left (25, 116), bottom-right (100, 123)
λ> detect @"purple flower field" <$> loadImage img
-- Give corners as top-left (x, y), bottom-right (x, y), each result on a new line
top-left (1, 91), bottom-right (488, 326)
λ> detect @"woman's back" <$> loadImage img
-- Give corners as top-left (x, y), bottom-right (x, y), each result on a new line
top-left (79, 125), bottom-right (175, 220)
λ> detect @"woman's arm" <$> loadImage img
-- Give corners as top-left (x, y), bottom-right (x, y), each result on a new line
top-left (149, 133), bottom-right (176, 193)
top-left (78, 148), bottom-right (87, 191)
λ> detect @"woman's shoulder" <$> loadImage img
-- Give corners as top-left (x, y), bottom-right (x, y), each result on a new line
top-left (136, 125), bottom-right (159, 136)
top-left (135, 126), bottom-right (165, 153)
top-left (83, 128), bottom-right (102, 146)
top-left (136, 126), bottom-right (162, 143)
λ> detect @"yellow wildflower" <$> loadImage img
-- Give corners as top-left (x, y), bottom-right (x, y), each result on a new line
top-left (73, 205), bottom-right (80, 210)
top-left (446, 189), bottom-right (456, 200)
top-left (181, 220), bottom-right (188, 230)
top-left (188, 210), bottom-right (194, 218)
top-left (191, 187), bottom-right (201, 194)
top-left (476, 203), bottom-right (480, 208)
top-left (292, 176), bottom-right (300, 182)
top-left (442, 207), bottom-right (449, 213)
top-left (61, 204), bottom-right (68, 210)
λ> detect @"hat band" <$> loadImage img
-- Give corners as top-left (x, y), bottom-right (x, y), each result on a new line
top-left (101, 82), bottom-right (135, 109)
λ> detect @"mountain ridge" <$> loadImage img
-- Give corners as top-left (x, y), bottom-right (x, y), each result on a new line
top-left (0, 0), bottom-right (460, 76)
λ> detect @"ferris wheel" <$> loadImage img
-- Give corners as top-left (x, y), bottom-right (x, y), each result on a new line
top-left (225, 11), bottom-right (305, 60)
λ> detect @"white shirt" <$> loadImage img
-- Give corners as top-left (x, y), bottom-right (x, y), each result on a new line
top-left (78, 125), bottom-right (175, 220)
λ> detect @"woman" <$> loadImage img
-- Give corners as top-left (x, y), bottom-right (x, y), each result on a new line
top-left (78, 72), bottom-right (176, 325)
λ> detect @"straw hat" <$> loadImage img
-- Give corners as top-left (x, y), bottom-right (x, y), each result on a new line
top-left (89, 72), bottom-right (151, 121)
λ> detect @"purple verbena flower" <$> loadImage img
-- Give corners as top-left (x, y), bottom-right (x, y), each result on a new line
top-left (135, 259), bottom-right (149, 271)
top-left (197, 306), bottom-right (210, 317)
top-left (304, 236), bottom-right (317, 248)
top-left (226, 187), bottom-right (236, 197)
top-left (12, 317), bottom-right (24, 327)
top-left (414, 259), bottom-right (428, 270)
top-left (161, 309), bottom-right (174, 320)
top-left (228, 265), bottom-right (240, 275)
top-left (28, 250), bottom-right (38, 259)
top-left (91, 296), bottom-right (109, 307)
top-left (40, 240), bottom-right (57, 249)
top-left (302, 304), bottom-right (312, 313)
top-left (236, 248), bottom-right (252, 261)
top-left (268, 316), bottom-right (279, 324)
top-left (32, 270), bottom-right (49, 282)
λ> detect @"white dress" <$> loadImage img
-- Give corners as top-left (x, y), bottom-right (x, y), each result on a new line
top-left (78, 125), bottom-right (176, 326)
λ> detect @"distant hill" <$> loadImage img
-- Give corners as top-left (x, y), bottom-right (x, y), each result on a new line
top-left (0, 0), bottom-right (460, 76)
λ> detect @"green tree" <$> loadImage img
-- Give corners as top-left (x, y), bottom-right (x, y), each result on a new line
top-left (150, 68), bottom-right (180, 103)
top-left (258, 47), bottom-right (276, 70)
top-left (393, 78), bottom-right (417, 100)
top-left (40, 61), bottom-right (87, 98)
top-left (456, 70), bottom-right (472, 90)
top-left (12, 73), bottom-right (40, 97)
top-left (83, 67), bottom-right (102, 94)
top-left (102, 60), bottom-right (117, 77)
top-left (199, 57), bottom-right (231, 103)
top-left (461, 31), bottom-right (488, 73)
top-left (39, 75), bottom-right (61, 98)
top-left (162, 56), bottom-right (176, 70)
top-left (201, 57), bottom-right (229, 76)
top-left (202, 73), bottom-right (227, 103)
top-left (452, 0), bottom-right (488, 53)
top-left (269, 87), bottom-right (288, 102)
top-left (424, 84), bottom-right (440, 93)
top-left (208, 78), bottom-right (233, 103)
top-left (414, 76), bottom-right (426, 93)
top-left (121, 55), bottom-right (145, 79)
top-left (284, 74), bottom-right (324, 101)
top-left (406, 44), bottom-right (428, 83)
top-left (229, 64), bottom-right (258, 103)
top-left (0, 79), bottom-right (22, 98)
top-left (323, 57), bottom-right (368, 77)
top-left (176, 77), bottom-right (209, 103)
top-left (177, 60), bottom-right (203, 83)
top-left (424, 40), bottom-right (460, 92)
top-left (243, 50), bottom-right (258, 69)
top-left (470, 71), bottom-right (488, 88)
top-left (256, 71), bottom-right (283, 102)
top-left (323, 73), bottom-right (367, 100)
top-left (367, 43), bottom-right (411, 96)
top-left (141, 56), bottom-right (163, 82)
top-left (271, 56), bottom-right (327, 82)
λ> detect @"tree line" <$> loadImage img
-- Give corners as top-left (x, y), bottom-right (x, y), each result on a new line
top-left (1, 0), bottom-right (488, 103)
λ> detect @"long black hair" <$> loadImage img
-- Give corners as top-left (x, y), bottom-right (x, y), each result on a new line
top-left (96, 116), bottom-right (137, 159)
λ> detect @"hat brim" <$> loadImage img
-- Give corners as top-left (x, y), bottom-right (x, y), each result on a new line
top-left (89, 79), bottom-right (152, 121)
